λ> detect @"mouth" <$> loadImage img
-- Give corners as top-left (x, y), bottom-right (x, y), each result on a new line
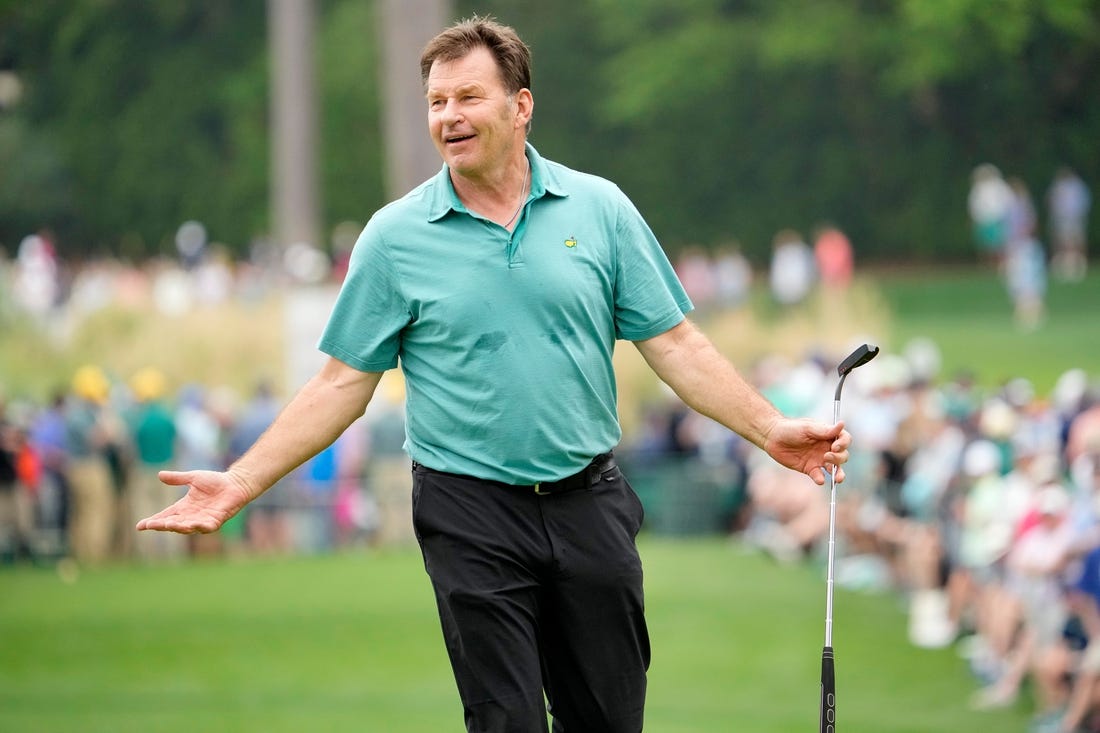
top-left (445, 133), bottom-right (475, 145)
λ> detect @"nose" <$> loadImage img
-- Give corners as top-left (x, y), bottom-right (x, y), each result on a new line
top-left (434, 97), bottom-right (463, 126)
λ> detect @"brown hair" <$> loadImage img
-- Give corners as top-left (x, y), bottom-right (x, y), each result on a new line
top-left (420, 15), bottom-right (532, 95)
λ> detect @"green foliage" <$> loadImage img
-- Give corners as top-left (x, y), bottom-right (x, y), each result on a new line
top-left (580, 0), bottom-right (1100, 261)
top-left (1, 0), bottom-right (1098, 262)
top-left (1, 1), bottom-right (269, 255)
top-left (317, 0), bottom-right (386, 235)
top-left (0, 117), bottom-right (73, 240)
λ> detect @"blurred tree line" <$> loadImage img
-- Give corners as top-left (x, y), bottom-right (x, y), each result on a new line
top-left (1, 0), bottom-right (1097, 264)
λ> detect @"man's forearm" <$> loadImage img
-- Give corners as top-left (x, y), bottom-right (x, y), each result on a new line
top-left (229, 361), bottom-right (383, 500)
top-left (635, 319), bottom-right (781, 449)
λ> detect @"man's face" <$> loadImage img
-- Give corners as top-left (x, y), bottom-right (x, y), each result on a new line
top-left (426, 47), bottom-right (526, 181)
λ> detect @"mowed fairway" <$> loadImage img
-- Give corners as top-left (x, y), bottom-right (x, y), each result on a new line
top-left (877, 267), bottom-right (1100, 392)
top-left (1, 539), bottom-right (1031, 732)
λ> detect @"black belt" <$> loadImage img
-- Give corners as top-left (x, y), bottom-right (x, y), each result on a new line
top-left (414, 452), bottom-right (616, 496)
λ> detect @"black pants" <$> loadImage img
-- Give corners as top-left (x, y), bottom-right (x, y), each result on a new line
top-left (411, 460), bottom-right (650, 733)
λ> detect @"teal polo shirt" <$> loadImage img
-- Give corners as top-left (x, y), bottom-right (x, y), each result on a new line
top-left (318, 144), bottom-right (692, 484)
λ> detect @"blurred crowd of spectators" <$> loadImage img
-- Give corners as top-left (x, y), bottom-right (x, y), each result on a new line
top-left (648, 339), bottom-right (1100, 733)
top-left (670, 223), bottom-right (854, 314)
top-left (0, 218), bottom-right (399, 568)
top-left (0, 363), bottom-right (412, 567)
top-left (1, 219), bottom-right (354, 333)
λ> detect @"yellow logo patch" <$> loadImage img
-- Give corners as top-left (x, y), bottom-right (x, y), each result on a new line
top-left (564, 237), bottom-right (577, 248)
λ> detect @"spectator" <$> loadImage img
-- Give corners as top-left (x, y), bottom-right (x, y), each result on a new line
top-left (1033, 539), bottom-right (1100, 733)
top-left (1066, 395), bottom-right (1100, 470)
top-left (675, 245), bottom-right (717, 310)
top-left (1048, 167), bottom-right (1091, 282)
top-left (332, 417), bottom-right (379, 549)
top-left (64, 365), bottom-right (126, 565)
top-left (28, 391), bottom-right (71, 557)
top-left (362, 374), bottom-right (412, 546)
top-left (971, 484), bottom-right (1075, 713)
top-left (12, 232), bottom-right (60, 320)
top-left (0, 395), bottom-right (35, 562)
top-left (1004, 232), bottom-right (1047, 330)
top-left (947, 440), bottom-right (1015, 671)
top-left (712, 241), bottom-right (752, 310)
top-left (768, 228), bottom-right (815, 306)
top-left (968, 164), bottom-right (1014, 268)
top-left (897, 387), bottom-right (967, 648)
top-left (126, 368), bottom-right (185, 562)
top-left (174, 384), bottom-right (224, 472)
top-left (1008, 177), bottom-right (1039, 246)
top-left (227, 380), bottom-right (291, 554)
top-left (175, 383), bottom-right (238, 557)
top-left (741, 457), bottom-right (828, 564)
top-left (812, 224), bottom-right (854, 292)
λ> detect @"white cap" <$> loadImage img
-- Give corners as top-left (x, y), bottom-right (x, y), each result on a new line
top-left (979, 399), bottom-right (1018, 439)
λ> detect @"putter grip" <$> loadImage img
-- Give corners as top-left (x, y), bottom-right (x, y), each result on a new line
top-left (820, 646), bottom-right (835, 733)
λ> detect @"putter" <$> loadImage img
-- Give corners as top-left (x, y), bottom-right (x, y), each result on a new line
top-left (820, 343), bottom-right (879, 733)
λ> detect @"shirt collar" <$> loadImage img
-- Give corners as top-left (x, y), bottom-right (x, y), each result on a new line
top-left (427, 142), bottom-right (568, 222)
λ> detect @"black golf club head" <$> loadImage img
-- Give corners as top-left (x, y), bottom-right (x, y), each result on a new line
top-left (833, 344), bottom-right (879, 402)
top-left (837, 344), bottom-right (879, 377)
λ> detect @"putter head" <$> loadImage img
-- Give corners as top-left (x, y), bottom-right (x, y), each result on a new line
top-left (837, 343), bottom-right (879, 377)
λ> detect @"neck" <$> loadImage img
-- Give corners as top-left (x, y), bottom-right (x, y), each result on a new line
top-left (451, 152), bottom-right (530, 228)
top-left (451, 151), bottom-right (528, 198)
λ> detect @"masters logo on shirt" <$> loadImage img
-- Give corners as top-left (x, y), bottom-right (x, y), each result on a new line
top-left (564, 236), bottom-right (577, 248)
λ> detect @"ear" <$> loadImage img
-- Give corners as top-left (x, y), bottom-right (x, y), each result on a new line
top-left (514, 88), bottom-right (533, 130)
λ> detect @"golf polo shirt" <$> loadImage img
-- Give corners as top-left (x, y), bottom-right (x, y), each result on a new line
top-left (318, 144), bottom-right (692, 485)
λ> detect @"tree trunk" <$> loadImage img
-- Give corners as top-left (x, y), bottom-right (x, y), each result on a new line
top-left (378, 0), bottom-right (452, 199)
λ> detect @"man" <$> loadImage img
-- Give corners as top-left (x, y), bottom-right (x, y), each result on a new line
top-left (138, 16), bottom-right (852, 733)
top-left (68, 364), bottom-right (125, 565)
top-left (1047, 166), bottom-right (1091, 282)
top-left (125, 367), bottom-right (184, 562)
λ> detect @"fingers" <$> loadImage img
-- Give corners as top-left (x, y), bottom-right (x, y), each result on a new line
top-left (135, 499), bottom-right (216, 534)
top-left (140, 473), bottom-right (202, 533)
top-left (796, 419), bottom-right (853, 486)
top-left (808, 465), bottom-right (848, 487)
top-left (805, 421), bottom-right (849, 450)
top-left (830, 423), bottom-right (851, 448)
top-left (824, 426), bottom-right (852, 466)
top-left (135, 509), bottom-right (183, 532)
top-left (136, 512), bottom-right (213, 534)
top-left (811, 464), bottom-right (847, 485)
top-left (809, 466), bottom-right (827, 486)
top-left (158, 470), bottom-right (195, 486)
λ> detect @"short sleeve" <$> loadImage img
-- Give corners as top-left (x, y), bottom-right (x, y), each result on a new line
top-left (317, 219), bottom-right (409, 372)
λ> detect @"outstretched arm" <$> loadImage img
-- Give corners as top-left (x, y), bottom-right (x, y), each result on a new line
top-left (137, 357), bottom-right (384, 534)
top-left (634, 318), bottom-right (849, 485)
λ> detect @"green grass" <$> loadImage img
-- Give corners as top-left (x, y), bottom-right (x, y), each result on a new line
top-left (1, 539), bottom-right (1032, 732)
top-left (872, 267), bottom-right (1100, 393)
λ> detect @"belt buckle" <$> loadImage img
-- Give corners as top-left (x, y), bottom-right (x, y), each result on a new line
top-left (534, 482), bottom-right (548, 496)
